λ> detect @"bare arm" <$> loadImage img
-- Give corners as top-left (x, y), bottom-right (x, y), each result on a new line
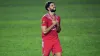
top-left (41, 19), bottom-right (57, 34)
top-left (56, 16), bottom-right (61, 33)
top-left (56, 23), bottom-right (61, 33)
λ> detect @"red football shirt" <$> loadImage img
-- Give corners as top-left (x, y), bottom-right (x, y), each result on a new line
top-left (41, 13), bottom-right (60, 40)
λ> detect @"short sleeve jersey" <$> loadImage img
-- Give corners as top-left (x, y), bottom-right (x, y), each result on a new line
top-left (41, 13), bottom-right (60, 40)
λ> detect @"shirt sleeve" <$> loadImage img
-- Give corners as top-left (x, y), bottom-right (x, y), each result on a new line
top-left (41, 16), bottom-right (48, 27)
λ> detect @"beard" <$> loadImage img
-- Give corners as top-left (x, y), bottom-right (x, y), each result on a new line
top-left (50, 9), bottom-right (56, 12)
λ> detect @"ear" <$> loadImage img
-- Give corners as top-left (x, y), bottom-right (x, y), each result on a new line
top-left (47, 8), bottom-right (50, 11)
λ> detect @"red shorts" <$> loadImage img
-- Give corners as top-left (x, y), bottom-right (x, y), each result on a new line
top-left (42, 38), bottom-right (62, 56)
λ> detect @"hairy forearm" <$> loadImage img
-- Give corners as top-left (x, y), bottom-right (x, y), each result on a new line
top-left (56, 26), bottom-right (61, 33)
top-left (43, 24), bottom-right (55, 34)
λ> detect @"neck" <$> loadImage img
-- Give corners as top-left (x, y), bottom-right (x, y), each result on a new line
top-left (48, 11), bottom-right (55, 16)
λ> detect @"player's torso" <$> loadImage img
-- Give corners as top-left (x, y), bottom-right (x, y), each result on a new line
top-left (45, 13), bottom-right (59, 30)
top-left (47, 17), bottom-right (57, 30)
top-left (42, 13), bottom-right (60, 40)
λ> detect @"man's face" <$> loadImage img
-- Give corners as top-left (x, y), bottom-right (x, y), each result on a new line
top-left (48, 3), bottom-right (56, 12)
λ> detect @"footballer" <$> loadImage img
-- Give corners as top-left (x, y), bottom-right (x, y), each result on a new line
top-left (41, 1), bottom-right (62, 56)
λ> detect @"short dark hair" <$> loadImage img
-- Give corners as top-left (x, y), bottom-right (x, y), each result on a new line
top-left (45, 1), bottom-right (54, 11)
